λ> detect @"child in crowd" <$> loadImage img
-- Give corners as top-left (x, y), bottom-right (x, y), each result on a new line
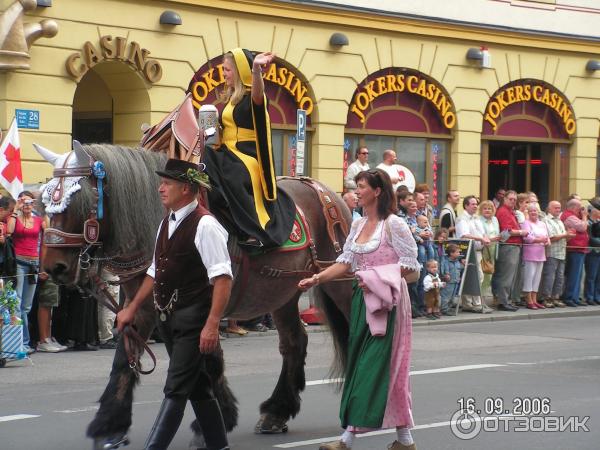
top-left (415, 214), bottom-right (435, 265)
top-left (423, 259), bottom-right (445, 319)
top-left (433, 227), bottom-right (449, 265)
top-left (440, 243), bottom-right (463, 316)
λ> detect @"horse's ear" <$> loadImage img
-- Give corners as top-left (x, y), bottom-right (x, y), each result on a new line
top-left (33, 143), bottom-right (61, 166)
top-left (72, 140), bottom-right (89, 166)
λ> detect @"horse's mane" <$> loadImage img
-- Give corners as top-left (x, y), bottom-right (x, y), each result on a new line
top-left (70, 144), bottom-right (167, 257)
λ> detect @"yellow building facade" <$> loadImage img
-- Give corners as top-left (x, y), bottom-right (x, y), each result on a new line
top-left (1, 0), bottom-right (599, 207)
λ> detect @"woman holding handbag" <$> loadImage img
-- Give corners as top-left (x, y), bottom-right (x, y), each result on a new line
top-left (479, 200), bottom-right (501, 300)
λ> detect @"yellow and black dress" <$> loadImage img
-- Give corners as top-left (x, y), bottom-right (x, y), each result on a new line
top-left (203, 49), bottom-right (295, 248)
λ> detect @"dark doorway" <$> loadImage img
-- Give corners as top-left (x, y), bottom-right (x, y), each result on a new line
top-left (488, 141), bottom-right (553, 208)
top-left (72, 118), bottom-right (112, 144)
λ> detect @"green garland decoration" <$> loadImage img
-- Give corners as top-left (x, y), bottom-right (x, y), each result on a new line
top-left (181, 168), bottom-right (211, 190)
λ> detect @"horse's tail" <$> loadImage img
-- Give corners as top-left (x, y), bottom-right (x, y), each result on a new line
top-left (205, 349), bottom-right (239, 431)
top-left (313, 284), bottom-right (349, 383)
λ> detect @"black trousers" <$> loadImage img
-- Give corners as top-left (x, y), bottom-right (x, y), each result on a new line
top-left (155, 301), bottom-right (214, 401)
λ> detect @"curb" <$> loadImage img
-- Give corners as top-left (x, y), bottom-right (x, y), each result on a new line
top-left (221, 308), bottom-right (600, 338)
top-left (411, 307), bottom-right (600, 327)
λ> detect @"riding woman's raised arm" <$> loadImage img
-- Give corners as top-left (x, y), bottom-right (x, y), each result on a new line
top-left (251, 52), bottom-right (274, 105)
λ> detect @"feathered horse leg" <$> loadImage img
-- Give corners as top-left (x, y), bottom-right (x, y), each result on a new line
top-left (255, 293), bottom-right (307, 434)
top-left (86, 279), bottom-right (155, 450)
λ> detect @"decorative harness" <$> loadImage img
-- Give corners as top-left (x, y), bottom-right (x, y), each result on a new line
top-left (43, 150), bottom-right (150, 278)
top-left (43, 151), bottom-right (104, 270)
top-left (43, 149), bottom-right (156, 374)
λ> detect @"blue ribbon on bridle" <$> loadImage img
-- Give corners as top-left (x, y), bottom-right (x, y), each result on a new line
top-left (92, 161), bottom-right (106, 220)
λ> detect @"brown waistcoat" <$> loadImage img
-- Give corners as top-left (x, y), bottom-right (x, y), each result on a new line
top-left (154, 206), bottom-right (212, 311)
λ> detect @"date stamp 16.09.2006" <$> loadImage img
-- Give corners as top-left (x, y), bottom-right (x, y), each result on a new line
top-left (450, 396), bottom-right (590, 440)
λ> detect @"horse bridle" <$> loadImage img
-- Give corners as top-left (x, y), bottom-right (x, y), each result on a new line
top-left (43, 151), bottom-right (106, 271)
top-left (43, 150), bottom-right (156, 374)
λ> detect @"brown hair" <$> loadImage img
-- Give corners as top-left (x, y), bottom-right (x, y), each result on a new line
top-left (414, 183), bottom-right (430, 194)
top-left (517, 192), bottom-right (530, 208)
top-left (434, 227), bottom-right (449, 240)
top-left (354, 169), bottom-right (397, 220)
top-left (446, 243), bottom-right (459, 256)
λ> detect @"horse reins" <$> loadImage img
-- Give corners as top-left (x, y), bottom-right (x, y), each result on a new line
top-left (85, 274), bottom-right (157, 375)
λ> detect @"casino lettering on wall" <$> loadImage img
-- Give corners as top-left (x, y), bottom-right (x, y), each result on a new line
top-left (484, 82), bottom-right (576, 135)
top-left (66, 35), bottom-right (163, 83)
top-left (190, 59), bottom-right (314, 115)
top-left (349, 71), bottom-right (456, 129)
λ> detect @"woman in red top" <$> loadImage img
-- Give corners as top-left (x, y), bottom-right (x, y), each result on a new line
top-left (7, 191), bottom-right (46, 353)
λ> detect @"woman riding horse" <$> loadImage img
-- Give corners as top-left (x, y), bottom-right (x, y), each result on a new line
top-left (203, 48), bottom-right (295, 248)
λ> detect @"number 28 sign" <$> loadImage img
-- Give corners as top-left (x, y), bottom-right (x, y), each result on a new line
top-left (16, 109), bottom-right (40, 129)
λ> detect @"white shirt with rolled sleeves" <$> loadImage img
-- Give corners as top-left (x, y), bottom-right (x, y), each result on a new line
top-left (147, 199), bottom-right (232, 283)
top-left (455, 211), bottom-right (486, 251)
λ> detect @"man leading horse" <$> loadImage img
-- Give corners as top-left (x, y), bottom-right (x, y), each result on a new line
top-left (117, 158), bottom-right (232, 450)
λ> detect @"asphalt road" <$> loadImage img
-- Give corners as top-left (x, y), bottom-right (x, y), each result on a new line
top-left (1, 315), bottom-right (598, 450)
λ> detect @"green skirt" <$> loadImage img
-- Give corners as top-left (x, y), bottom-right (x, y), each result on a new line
top-left (340, 283), bottom-right (395, 428)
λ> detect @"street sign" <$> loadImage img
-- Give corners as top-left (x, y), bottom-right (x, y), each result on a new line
top-left (296, 109), bottom-right (306, 141)
top-left (296, 109), bottom-right (306, 176)
top-left (16, 109), bottom-right (40, 129)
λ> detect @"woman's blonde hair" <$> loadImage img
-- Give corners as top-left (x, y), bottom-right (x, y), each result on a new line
top-left (517, 192), bottom-right (530, 209)
top-left (478, 199), bottom-right (496, 216)
top-left (220, 53), bottom-right (247, 105)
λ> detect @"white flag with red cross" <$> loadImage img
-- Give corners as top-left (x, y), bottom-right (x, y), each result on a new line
top-left (0, 118), bottom-right (24, 199)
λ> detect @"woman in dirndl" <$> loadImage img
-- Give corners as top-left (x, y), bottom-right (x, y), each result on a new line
top-left (202, 48), bottom-right (295, 248)
top-left (299, 169), bottom-right (420, 450)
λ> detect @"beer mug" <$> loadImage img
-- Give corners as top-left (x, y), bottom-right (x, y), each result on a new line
top-left (198, 104), bottom-right (220, 148)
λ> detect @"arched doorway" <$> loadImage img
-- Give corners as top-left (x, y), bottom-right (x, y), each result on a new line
top-left (72, 61), bottom-right (151, 146)
top-left (481, 80), bottom-right (575, 206)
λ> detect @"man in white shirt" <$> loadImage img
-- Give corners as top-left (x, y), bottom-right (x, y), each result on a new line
top-left (455, 195), bottom-right (493, 313)
top-left (376, 149), bottom-right (416, 192)
top-left (344, 147), bottom-right (370, 191)
top-left (117, 159), bottom-right (232, 450)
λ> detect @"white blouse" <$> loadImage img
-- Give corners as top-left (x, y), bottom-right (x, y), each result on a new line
top-left (336, 215), bottom-right (420, 272)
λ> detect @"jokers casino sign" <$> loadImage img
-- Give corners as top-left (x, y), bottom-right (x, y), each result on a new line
top-left (349, 71), bottom-right (457, 129)
top-left (484, 83), bottom-right (576, 136)
top-left (190, 60), bottom-right (314, 115)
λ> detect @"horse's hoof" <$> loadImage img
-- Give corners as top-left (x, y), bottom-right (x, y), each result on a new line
top-left (254, 413), bottom-right (289, 434)
top-left (93, 434), bottom-right (130, 450)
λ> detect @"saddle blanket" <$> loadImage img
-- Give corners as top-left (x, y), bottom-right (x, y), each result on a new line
top-left (279, 209), bottom-right (310, 253)
top-left (0, 324), bottom-right (24, 360)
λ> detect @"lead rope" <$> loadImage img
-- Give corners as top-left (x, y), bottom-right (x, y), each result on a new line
top-left (84, 274), bottom-right (157, 375)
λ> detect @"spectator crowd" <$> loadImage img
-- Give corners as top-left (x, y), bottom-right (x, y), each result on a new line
top-left (345, 146), bottom-right (600, 319)
top-left (2, 147), bottom-right (600, 355)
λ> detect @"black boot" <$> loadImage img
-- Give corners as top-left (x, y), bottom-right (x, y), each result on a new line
top-left (190, 399), bottom-right (229, 450)
top-left (144, 397), bottom-right (186, 450)
top-left (188, 419), bottom-right (207, 450)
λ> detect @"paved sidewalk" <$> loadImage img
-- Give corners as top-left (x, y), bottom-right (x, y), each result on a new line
top-left (221, 304), bottom-right (600, 338)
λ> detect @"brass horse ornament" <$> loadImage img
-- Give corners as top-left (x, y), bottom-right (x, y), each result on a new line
top-left (35, 140), bottom-right (353, 449)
